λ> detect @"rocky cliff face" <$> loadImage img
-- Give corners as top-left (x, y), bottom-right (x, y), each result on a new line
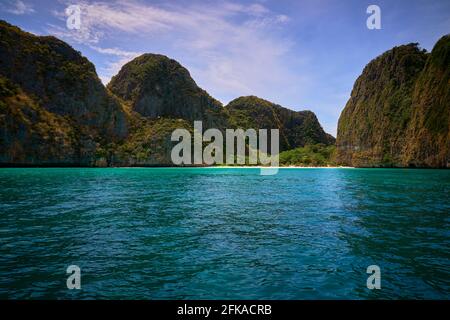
top-left (104, 55), bottom-right (335, 165)
top-left (403, 36), bottom-right (450, 167)
top-left (108, 54), bottom-right (228, 129)
top-left (0, 21), bottom-right (128, 165)
top-left (0, 21), bottom-right (334, 166)
top-left (0, 76), bottom-right (84, 165)
top-left (226, 96), bottom-right (335, 152)
top-left (105, 53), bottom-right (228, 166)
top-left (336, 35), bottom-right (449, 167)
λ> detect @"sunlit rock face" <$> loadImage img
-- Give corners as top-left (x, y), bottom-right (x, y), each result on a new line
top-left (108, 53), bottom-right (228, 130)
top-left (337, 35), bottom-right (449, 168)
top-left (0, 20), bottom-right (128, 165)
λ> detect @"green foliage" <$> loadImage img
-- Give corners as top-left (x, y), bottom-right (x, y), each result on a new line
top-left (2, 20), bottom-right (448, 168)
top-left (0, 76), bottom-right (18, 98)
top-left (107, 53), bottom-right (226, 128)
top-left (226, 96), bottom-right (335, 152)
top-left (279, 144), bottom-right (336, 166)
top-left (337, 35), bottom-right (450, 167)
top-left (111, 114), bottom-right (192, 165)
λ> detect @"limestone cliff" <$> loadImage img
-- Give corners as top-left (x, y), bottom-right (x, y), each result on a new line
top-left (108, 54), bottom-right (228, 130)
top-left (0, 20), bottom-right (128, 165)
top-left (226, 96), bottom-right (335, 152)
top-left (0, 21), bottom-right (335, 166)
top-left (336, 35), bottom-right (449, 167)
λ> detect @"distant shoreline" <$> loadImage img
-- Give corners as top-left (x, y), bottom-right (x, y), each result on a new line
top-left (211, 166), bottom-right (354, 169)
top-left (1, 165), bottom-right (448, 169)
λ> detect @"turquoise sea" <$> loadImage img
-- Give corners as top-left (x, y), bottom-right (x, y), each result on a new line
top-left (0, 168), bottom-right (449, 299)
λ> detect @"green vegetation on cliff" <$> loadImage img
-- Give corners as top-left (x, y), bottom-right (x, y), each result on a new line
top-left (337, 35), bottom-right (449, 168)
top-left (0, 20), bottom-right (128, 165)
top-left (3, 20), bottom-right (448, 168)
top-left (0, 20), bottom-right (335, 166)
top-left (403, 35), bottom-right (450, 167)
top-left (108, 53), bottom-right (228, 129)
top-left (0, 20), bottom-right (127, 140)
top-left (226, 96), bottom-right (335, 152)
top-left (0, 75), bottom-right (83, 164)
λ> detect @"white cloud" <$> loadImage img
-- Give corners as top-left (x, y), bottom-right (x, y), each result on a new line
top-left (4, 0), bottom-right (34, 15)
top-left (50, 1), bottom-right (182, 44)
top-left (89, 46), bottom-right (143, 85)
top-left (97, 57), bottom-right (133, 85)
top-left (49, 0), bottom-right (303, 101)
top-left (89, 46), bottom-right (141, 58)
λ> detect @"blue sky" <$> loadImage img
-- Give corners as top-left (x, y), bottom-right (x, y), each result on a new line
top-left (1, 0), bottom-right (449, 136)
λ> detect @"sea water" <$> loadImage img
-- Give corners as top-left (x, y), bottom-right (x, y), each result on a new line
top-left (0, 168), bottom-right (448, 299)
